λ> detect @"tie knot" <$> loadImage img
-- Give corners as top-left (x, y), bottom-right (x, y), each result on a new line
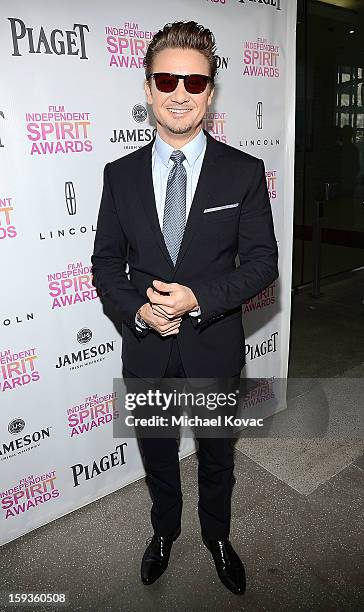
top-left (170, 150), bottom-right (185, 165)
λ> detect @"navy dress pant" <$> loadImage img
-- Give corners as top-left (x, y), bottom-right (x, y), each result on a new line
top-left (122, 336), bottom-right (236, 540)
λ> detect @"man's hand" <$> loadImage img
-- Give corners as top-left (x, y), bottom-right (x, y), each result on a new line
top-left (138, 303), bottom-right (183, 336)
top-left (147, 280), bottom-right (199, 319)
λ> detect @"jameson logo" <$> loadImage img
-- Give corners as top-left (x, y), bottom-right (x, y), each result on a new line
top-left (55, 328), bottom-right (116, 370)
top-left (1, 427), bottom-right (51, 458)
top-left (8, 18), bottom-right (89, 59)
top-left (110, 103), bottom-right (156, 150)
top-left (55, 340), bottom-right (115, 369)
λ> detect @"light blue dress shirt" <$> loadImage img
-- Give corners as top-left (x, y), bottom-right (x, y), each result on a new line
top-left (136, 129), bottom-right (206, 331)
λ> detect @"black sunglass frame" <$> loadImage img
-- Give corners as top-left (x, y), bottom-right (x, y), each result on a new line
top-left (146, 72), bottom-right (213, 93)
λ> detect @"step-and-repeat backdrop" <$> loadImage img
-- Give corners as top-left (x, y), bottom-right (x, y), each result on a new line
top-left (0, 0), bottom-right (296, 545)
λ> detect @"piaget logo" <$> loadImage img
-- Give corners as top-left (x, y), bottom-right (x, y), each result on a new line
top-left (237, 0), bottom-right (282, 9)
top-left (8, 18), bottom-right (89, 58)
top-left (70, 444), bottom-right (127, 487)
top-left (245, 331), bottom-right (279, 360)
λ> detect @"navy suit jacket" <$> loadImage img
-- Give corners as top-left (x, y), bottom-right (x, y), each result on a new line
top-left (91, 130), bottom-right (279, 377)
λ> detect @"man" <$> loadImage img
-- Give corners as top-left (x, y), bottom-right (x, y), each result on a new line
top-left (91, 21), bottom-right (278, 595)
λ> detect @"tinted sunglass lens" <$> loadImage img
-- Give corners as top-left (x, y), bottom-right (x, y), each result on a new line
top-left (185, 75), bottom-right (208, 94)
top-left (154, 74), bottom-right (178, 92)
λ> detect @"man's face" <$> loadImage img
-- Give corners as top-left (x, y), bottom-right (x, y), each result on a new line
top-left (144, 47), bottom-right (214, 141)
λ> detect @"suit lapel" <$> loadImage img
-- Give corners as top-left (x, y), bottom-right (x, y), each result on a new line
top-left (173, 131), bottom-right (218, 273)
top-left (137, 139), bottom-right (174, 267)
top-left (136, 129), bottom-right (220, 271)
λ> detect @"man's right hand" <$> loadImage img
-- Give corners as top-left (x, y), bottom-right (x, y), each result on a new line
top-left (138, 303), bottom-right (182, 337)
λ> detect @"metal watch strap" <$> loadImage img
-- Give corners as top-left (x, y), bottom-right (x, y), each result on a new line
top-left (136, 309), bottom-right (147, 326)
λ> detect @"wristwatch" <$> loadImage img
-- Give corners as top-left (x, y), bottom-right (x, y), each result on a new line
top-left (136, 309), bottom-right (148, 327)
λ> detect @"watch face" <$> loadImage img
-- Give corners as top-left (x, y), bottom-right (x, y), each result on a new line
top-left (137, 312), bottom-right (146, 326)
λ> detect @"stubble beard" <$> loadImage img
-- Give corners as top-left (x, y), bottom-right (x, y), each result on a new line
top-left (167, 124), bottom-right (193, 135)
top-left (158, 115), bottom-right (202, 136)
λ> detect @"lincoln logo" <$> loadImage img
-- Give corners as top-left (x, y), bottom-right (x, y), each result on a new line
top-left (8, 18), bottom-right (89, 59)
top-left (216, 56), bottom-right (229, 70)
top-left (256, 102), bottom-right (263, 130)
top-left (0, 110), bottom-right (5, 147)
top-left (65, 181), bottom-right (76, 215)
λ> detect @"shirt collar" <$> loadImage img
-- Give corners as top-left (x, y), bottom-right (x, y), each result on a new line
top-left (154, 129), bottom-right (206, 168)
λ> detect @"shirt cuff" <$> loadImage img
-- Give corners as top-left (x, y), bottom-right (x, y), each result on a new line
top-left (188, 306), bottom-right (201, 323)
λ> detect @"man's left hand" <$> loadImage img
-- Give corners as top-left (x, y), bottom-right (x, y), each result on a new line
top-left (146, 280), bottom-right (198, 319)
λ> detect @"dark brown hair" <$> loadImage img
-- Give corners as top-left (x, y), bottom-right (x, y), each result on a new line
top-left (143, 21), bottom-right (218, 85)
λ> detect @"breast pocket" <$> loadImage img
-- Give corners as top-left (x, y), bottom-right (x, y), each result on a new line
top-left (202, 202), bottom-right (241, 224)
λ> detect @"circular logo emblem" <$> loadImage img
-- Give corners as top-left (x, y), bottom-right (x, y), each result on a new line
top-left (8, 418), bottom-right (25, 435)
top-left (132, 104), bottom-right (147, 123)
top-left (77, 328), bottom-right (92, 344)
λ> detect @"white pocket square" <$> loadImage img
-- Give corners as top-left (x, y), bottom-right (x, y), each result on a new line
top-left (203, 203), bottom-right (240, 213)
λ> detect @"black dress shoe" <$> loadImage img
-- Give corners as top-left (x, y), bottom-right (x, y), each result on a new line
top-left (141, 527), bottom-right (181, 585)
top-left (202, 537), bottom-right (246, 595)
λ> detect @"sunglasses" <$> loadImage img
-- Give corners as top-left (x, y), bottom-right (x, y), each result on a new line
top-left (146, 72), bottom-right (213, 94)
